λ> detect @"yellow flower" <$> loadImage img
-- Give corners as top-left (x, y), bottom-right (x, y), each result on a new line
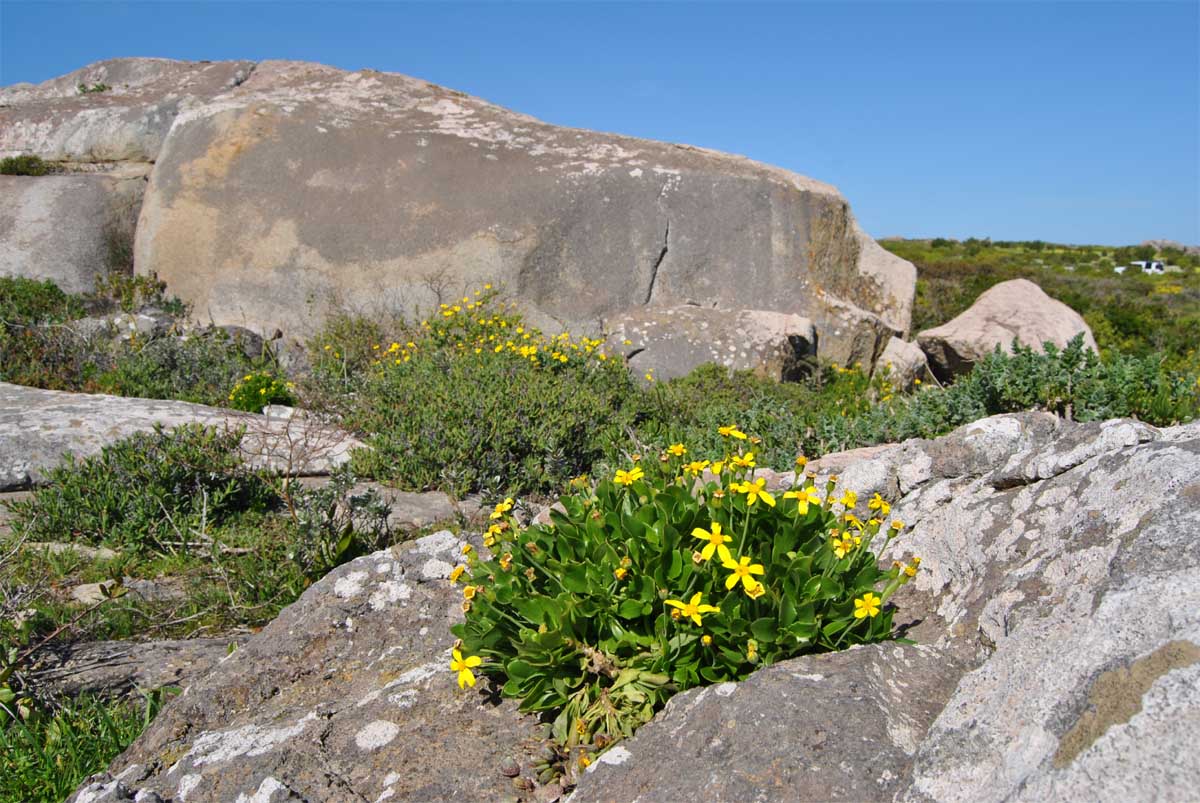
top-left (890, 520), bottom-right (905, 533)
top-left (614, 466), bottom-right (645, 486)
top-left (683, 459), bottom-right (710, 476)
top-left (449, 565), bottom-right (466, 583)
top-left (844, 513), bottom-right (864, 531)
top-left (461, 544), bottom-right (474, 556)
top-left (744, 581), bottom-right (766, 600)
top-left (450, 648), bottom-right (482, 688)
top-left (722, 554), bottom-right (765, 591)
top-left (665, 592), bottom-right (721, 625)
top-left (839, 490), bottom-right (858, 509)
top-left (831, 534), bottom-right (856, 559)
top-left (718, 425), bottom-right (748, 440)
top-left (499, 553), bottom-right (513, 571)
top-left (614, 567), bottom-right (628, 581)
top-left (794, 455), bottom-right (808, 469)
top-left (783, 486), bottom-right (822, 515)
top-left (463, 586), bottom-right (478, 601)
top-left (667, 443), bottom-right (687, 457)
top-left (868, 493), bottom-right (891, 516)
top-left (734, 477), bottom-right (775, 507)
top-left (710, 459), bottom-right (726, 475)
top-left (746, 639), bottom-right (758, 661)
top-left (731, 451), bottom-right (756, 469)
top-left (691, 521), bottom-right (733, 563)
top-left (489, 497), bottom-right (514, 520)
top-left (701, 634), bottom-right (713, 646)
top-left (854, 592), bottom-right (882, 619)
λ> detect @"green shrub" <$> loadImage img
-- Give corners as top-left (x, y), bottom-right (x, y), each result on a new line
top-left (452, 432), bottom-right (916, 769)
top-left (77, 82), bottom-right (111, 94)
top-left (311, 291), bottom-right (641, 497)
top-left (0, 155), bottom-right (51, 176)
top-left (91, 271), bottom-right (185, 316)
top-left (8, 424), bottom-right (278, 553)
top-left (0, 277), bottom-right (83, 326)
top-left (95, 330), bottom-right (267, 406)
top-left (227, 371), bottom-right (296, 412)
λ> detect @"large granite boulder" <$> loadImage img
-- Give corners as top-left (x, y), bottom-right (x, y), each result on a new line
top-left (0, 58), bottom-right (254, 164)
top-left (72, 412), bottom-right (1200, 802)
top-left (917, 278), bottom-right (1098, 381)
top-left (0, 173), bottom-right (144, 292)
top-left (0, 383), bottom-right (361, 490)
top-left (606, 305), bottom-right (816, 382)
top-left (3, 58), bottom-right (915, 359)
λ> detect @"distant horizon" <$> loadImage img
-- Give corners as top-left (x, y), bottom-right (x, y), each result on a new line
top-left (3, 2), bottom-right (1197, 245)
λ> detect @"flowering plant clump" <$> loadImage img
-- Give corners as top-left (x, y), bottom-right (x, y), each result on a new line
top-left (450, 427), bottom-right (919, 766)
top-left (227, 371), bottom-right (295, 413)
top-left (343, 286), bottom-right (640, 496)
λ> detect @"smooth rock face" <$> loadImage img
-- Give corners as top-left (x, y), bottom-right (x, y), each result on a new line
top-left (0, 58), bottom-right (255, 163)
top-left (606, 305), bottom-right (816, 381)
top-left (0, 382), bottom-right (361, 490)
top-left (12, 57), bottom-right (910, 347)
top-left (0, 174), bottom-right (143, 292)
top-left (917, 278), bottom-right (1098, 381)
top-left (570, 413), bottom-right (1200, 802)
top-left (70, 531), bottom-right (548, 803)
top-left (878, 335), bottom-right (930, 389)
top-left (74, 413), bottom-right (1200, 802)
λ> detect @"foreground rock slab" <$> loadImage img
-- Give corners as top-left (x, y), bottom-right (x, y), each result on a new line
top-left (71, 531), bottom-right (548, 803)
top-left (75, 414), bottom-right (1200, 802)
top-left (0, 383), bottom-right (362, 490)
top-left (917, 278), bottom-right (1097, 381)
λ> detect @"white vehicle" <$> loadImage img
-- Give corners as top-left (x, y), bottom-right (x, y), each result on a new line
top-left (1131, 260), bottom-right (1166, 275)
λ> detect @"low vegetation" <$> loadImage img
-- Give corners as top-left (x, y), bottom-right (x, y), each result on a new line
top-left (2, 245), bottom-right (1198, 795)
top-left (454, 432), bottom-right (915, 773)
top-left (0, 155), bottom-right (53, 176)
top-left (883, 238), bottom-right (1200, 371)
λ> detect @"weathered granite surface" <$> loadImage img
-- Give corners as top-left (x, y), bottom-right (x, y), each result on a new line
top-left (0, 383), bottom-right (361, 490)
top-left (72, 413), bottom-right (1200, 802)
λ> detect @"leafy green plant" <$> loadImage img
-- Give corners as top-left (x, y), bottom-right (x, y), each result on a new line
top-left (0, 155), bottom-right (52, 176)
top-left (451, 429), bottom-right (917, 769)
top-left (278, 465), bottom-right (394, 579)
top-left (76, 82), bottom-right (111, 94)
top-left (0, 277), bottom-right (84, 326)
top-left (8, 424), bottom-right (277, 553)
top-left (228, 371), bottom-right (296, 412)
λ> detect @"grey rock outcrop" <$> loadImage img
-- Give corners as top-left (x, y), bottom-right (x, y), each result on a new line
top-left (0, 58), bottom-right (255, 163)
top-left (0, 383), bottom-right (362, 490)
top-left (917, 278), bottom-right (1097, 381)
top-left (606, 305), bottom-right (816, 382)
top-left (74, 413), bottom-right (1200, 802)
top-left (570, 413), bottom-right (1200, 802)
top-left (0, 173), bottom-right (143, 292)
top-left (71, 531), bottom-right (549, 803)
top-left (3, 58), bottom-right (916, 366)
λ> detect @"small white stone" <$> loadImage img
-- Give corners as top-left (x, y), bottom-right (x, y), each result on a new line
top-left (355, 720), bottom-right (400, 750)
top-left (715, 682), bottom-right (738, 697)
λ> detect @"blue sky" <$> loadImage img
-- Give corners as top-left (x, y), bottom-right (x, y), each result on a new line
top-left (2, 1), bottom-right (1196, 245)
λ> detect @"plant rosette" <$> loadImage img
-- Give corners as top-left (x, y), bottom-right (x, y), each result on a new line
top-left (450, 429), bottom-right (919, 760)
